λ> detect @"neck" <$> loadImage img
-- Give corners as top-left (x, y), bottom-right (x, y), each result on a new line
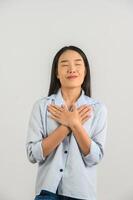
top-left (60, 87), bottom-right (82, 106)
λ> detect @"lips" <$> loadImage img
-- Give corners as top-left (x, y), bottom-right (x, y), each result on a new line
top-left (67, 75), bottom-right (78, 79)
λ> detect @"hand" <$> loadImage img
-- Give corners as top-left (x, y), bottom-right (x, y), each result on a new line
top-left (77, 104), bottom-right (93, 125)
top-left (67, 104), bottom-right (93, 128)
top-left (48, 103), bottom-right (93, 129)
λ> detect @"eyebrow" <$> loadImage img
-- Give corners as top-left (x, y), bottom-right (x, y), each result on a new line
top-left (60, 59), bottom-right (82, 63)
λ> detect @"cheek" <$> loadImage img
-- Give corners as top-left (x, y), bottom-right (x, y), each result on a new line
top-left (80, 69), bottom-right (86, 77)
top-left (56, 68), bottom-right (62, 79)
top-left (79, 70), bottom-right (86, 82)
top-left (57, 70), bottom-right (65, 80)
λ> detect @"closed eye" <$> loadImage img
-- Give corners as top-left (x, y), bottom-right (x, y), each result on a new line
top-left (61, 64), bottom-right (81, 67)
top-left (62, 65), bottom-right (68, 67)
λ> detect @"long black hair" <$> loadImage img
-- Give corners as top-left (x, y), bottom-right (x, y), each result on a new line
top-left (48, 45), bottom-right (91, 97)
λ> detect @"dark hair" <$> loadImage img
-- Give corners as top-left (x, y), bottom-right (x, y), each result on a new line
top-left (48, 45), bottom-right (91, 97)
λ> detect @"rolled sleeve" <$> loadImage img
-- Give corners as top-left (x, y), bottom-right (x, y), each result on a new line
top-left (26, 99), bottom-right (46, 164)
top-left (82, 140), bottom-right (104, 167)
top-left (82, 103), bottom-right (107, 167)
top-left (32, 141), bottom-right (45, 162)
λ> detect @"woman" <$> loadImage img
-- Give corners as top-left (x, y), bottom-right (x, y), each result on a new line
top-left (26, 46), bottom-right (107, 200)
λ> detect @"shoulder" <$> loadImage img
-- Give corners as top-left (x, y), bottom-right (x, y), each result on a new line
top-left (84, 95), bottom-right (107, 116)
top-left (31, 94), bottom-right (55, 110)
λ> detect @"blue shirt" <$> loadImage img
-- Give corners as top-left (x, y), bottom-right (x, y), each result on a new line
top-left (26, 89), bottom-right (107, 200)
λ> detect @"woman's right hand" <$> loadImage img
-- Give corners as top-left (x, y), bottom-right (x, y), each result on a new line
top-left (77, 105), bottom-right (93, 125)
top-left (48, 104), bottom-right (93, 128)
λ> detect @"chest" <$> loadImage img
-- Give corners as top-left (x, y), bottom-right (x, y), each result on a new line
top-left (43, 106), bottom-right (95, 138)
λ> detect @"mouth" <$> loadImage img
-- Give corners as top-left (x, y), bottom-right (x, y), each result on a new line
top-left (67, 75), bottom-right (78, 80)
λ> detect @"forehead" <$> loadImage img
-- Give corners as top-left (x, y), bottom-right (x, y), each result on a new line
top-left (58, 50), bottom-right (83, 63)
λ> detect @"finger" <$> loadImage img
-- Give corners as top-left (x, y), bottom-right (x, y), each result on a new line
top-left (80, 111), bottom-right (89, 118)
top-left (81, 112), bottom-right (92, 121)
top-left (77, 106), bottom-right (86, 113)
top-left (81, 116), bottom-right (89, 124)
top-left (78, 104), bottom-right (92, 109)
top-left (49, 104), bottom-right (62, 110)
top-left (48, 105), bottom-right (63, 113)
top-left (48, 104), bottom-right (63, 112)
top-left (77, 105), bottom-right (87, 111)
top-left (48, 107), bottom-right (61, 117)
top-left (51, 111), bottom-right (61, 118)
top-left (78, 105), bottom-right (92, 113)
top-left (82, 113), bottom-right (92, 122)
top-left (80, 106), bottom-right (90, 113)
top-left (79, 107), bottom-right (91, 116)
top-left (48, 106), bottom-right (57, 113)
top-left (49, 115), bottom-right (60, 122)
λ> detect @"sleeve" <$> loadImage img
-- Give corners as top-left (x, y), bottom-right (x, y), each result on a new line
top-left (26, 99), bottom-right (46, 164)
top-left (82, 103), bottom-right (108, 167)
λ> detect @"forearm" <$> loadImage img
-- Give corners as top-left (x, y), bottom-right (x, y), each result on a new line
top-left (41, 125), bottom-right (70, 157)
top-left (71, 123), bottom-right (92, 156)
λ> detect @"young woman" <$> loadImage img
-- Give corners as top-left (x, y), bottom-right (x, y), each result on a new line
top-left (26, 46), bottom-right (107, 200)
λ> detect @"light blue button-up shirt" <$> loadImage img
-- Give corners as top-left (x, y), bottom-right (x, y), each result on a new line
top-left (26, 89), bottom-right (107, 200)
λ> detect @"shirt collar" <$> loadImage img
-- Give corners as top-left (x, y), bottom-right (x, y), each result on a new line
top-left (54, 88), bottom-right (88, 107)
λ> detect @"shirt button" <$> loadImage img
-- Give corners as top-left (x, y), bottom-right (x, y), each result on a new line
top-left (64, 150), bottom-right (68, 154)
top-left (60, 169), bottom-right (63, 172)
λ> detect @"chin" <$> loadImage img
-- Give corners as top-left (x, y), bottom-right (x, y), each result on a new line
top-left (63, 85), bottom-right (82, 89)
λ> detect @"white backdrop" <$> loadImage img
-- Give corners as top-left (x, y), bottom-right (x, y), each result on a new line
top-left (0, 0), bottom-right (133, 200)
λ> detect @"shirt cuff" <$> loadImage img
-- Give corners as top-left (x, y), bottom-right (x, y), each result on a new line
top-left (32, 140), bottom-right (45, 163)
top-left (82, 140), bottom-right (102, 166)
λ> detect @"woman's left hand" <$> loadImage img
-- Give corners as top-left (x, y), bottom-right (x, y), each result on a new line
top-left (48, 103), bottom-right (93, 129)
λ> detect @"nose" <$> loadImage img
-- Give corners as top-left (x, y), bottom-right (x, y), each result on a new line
top-left (67, 69), bottom-right (76, 74)
top-left (67, 64), bottom-right (76, 73)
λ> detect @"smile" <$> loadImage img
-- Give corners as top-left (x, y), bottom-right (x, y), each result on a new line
top-left (67, 76), bottom-right (78, 80)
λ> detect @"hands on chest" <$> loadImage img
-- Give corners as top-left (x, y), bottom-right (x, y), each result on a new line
top-left (48, 103), bottom-right (93, 130)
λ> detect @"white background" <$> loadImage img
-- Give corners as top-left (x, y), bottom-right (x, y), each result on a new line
top-left (0, 0), bottom-right (133, 200)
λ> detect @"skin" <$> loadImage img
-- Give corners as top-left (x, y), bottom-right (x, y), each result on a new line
top-left (41, 50), bottom-right (93, 157)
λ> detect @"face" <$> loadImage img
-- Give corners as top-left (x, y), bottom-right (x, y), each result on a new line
top-left (57, 50), bottom-right (86, 89)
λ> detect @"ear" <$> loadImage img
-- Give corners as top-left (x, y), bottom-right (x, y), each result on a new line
top-left (57, 74), bottom-right (59, 79)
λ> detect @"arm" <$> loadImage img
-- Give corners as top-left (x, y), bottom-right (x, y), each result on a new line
top-left (26, 99), bottom-right (70, 164)
top-left (26, 100), bottom-right (45, 164)
top-left (48, 102), bottom-right (107, 167)
top-left (70, 123), bottom-right (92, 156)
top-left (77, 103), bottom-right (108, 167)
top-left (41, 125), bottom-right (70, 157)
